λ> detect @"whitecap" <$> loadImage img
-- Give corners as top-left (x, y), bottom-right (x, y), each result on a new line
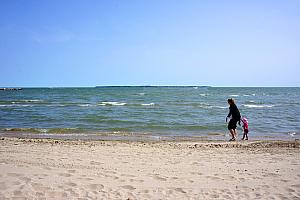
top-left (100, 102), bottom-right (127, 106)
top-left (17, 105), bottom-right (33, 107)
top-left (199, 94), bottom-right (207, 96)
top-left (243, 94), bottom-right (250, 97)
top-left (47, 104), bottom-right (66, 107)
top-left (0, 105), bottom-right (13, 107)
top-left (138, 93), bottom-right (145, 96)
top-left (0, 104), bottom-right (33, 107)
top-left (25, 99), bottom-right (43, 102)
top-left (193, 87), bottom-right (198, 89)
top-left (213, 106), bottom-right (227, 109)
top-left (78, 104), bottom-right (93, 107)
top-left (141, 103), bottom-right (155, 106)
top-left (243, 104), bottom-right (274, 108)
top-left (288, 132), bottom-right (296, 137)
top-left (230, 95), bottom-right (239, 97)
top-left (38, 129), bottom-right (48, 133)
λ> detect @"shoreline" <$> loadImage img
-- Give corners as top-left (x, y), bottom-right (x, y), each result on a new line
top-left (1, 136), bottom-right (300, 148)
top-left (0, 130), bottom-right (299, 143)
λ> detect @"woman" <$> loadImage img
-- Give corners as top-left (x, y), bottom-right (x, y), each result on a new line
top-left (226, 98), bottom-right (241, 141)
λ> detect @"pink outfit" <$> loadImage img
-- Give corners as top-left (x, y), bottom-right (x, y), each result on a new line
top-left (241, 117), bottom-right (249, 130)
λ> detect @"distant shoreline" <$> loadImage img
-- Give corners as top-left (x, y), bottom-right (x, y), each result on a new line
top-left (1, 86), bottom-right (299, 88)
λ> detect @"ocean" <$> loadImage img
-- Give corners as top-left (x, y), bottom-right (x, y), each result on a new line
top-left (0, 87), bottom-right (299, 140)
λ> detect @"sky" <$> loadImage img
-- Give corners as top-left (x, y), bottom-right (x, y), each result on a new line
top-left (0, 0), bottom-right (299, 87)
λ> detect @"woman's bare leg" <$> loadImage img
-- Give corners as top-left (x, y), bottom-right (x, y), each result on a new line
top-left (229, 129), bottom-right (235, 140)
top-left (233, 129), bottom-right (238, 139)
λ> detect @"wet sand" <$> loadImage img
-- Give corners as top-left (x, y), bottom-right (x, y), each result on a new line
top-left (0, 138), bottom-right (299, 199)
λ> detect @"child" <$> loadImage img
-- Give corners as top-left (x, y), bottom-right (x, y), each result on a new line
top-left (241, 116), bottom-right (249, 140)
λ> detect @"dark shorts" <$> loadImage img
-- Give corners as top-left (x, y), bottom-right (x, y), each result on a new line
top-left (228, 119), bottom-right (238, 130)
top-left (244, 129), bottom-right (249, 134)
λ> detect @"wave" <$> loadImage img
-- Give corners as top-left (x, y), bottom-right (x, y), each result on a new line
top-left (288, 132), bottom-right (297, 137)
top-left (0, 104), bottom-right (33, 107)
top-left (229, 95), bottom-right (239, 97)
top-left (2, 127), bottom-right (82, 133)
top-left (22, 99), bottom-right (43, 103)
top-left (99, 102), bottom-right (127, 106)
top-left (141, 103), bottom-right (155, 106)
top-left (11, 100), bottom-right (44, 104)
top-left (213, 106), bottom-right (227, 109)
top-left (0, 104), bottom-right (14, 107)
top-left (243, 104), bottom-right (274, 108)
top-left (78, 104), bottom-right (95, 107)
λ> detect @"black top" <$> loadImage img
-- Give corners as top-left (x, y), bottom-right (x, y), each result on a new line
top-left (227, 104), bottom-right (241, 121)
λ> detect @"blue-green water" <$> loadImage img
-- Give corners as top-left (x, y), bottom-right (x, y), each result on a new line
top-left (0, 87), bottom-right (299, 140)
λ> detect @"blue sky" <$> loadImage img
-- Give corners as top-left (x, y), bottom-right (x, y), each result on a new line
top-left (0, 0), bottom-right (299, 87)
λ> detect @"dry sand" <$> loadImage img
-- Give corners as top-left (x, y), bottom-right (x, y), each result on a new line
top-left (0, 138), bottom-right (299, 199)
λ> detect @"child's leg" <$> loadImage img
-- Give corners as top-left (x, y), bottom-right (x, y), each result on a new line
top-left (242, 132), bottom-right (245, 140)
top-left (245, 129), bottom-right (249, 140)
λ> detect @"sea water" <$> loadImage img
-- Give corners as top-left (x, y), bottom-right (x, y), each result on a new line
top-left (0, 87), bottom-right (299, 140)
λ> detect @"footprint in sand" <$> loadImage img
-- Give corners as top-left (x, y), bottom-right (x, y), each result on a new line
top-left (150, 174), bottom-right (167, 181)
top-left (13, 190), bottom-right (23, 196)
top-left (174, 188), bottom-right (186, 194)
top-left (129, 179), bottom-right (144, 183)
top-left (36, 192), bottom-right (45, 197)
top-left (90, 161), bottom-right (103, 165)
top-left (0, 182), bottom-right (7, 190)
top-left (106, 170), bottom-right (117, 174)
top-left (67, 170), bottom-right (76, 174)
top-left (47, 191), bottom-right (68, 198)
top-left (19, 177), bottom-right (31, 183)
top-left (291, 184), bottom-right (300, 188)
top-left (120, 174), bottom-right (136, 178)
top-left (58, 173), bottom-right (72, 177)
top-left (287, 188), bottom-right (296, 193)
top-left (280, 179), bottom-right (289, 183)
top-left (7, 173), bottom-right (23, 177)
top-left (31, 182), bottom-right (51, 191)
top-left (43, 166), bottom-right (52, 170)
top-left (121, 185), bottom-right (136, 190)
top-left (206, 175), bottom-right (222, 180)
top-left (141, 189), bottom-right (149, 193)
top-left (190, 172), bottom-right (203, 176)
top-left (12, 181), bottom-right (21, 186)
top-left (88, 184), bottom-right (104, 191)
top-left (66, 182), bottom-right (77, 187)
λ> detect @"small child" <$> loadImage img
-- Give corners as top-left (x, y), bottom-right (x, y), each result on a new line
top-left (241, 116), bottom-right (249, 140)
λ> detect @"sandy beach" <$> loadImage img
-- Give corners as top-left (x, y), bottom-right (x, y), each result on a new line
top-left (0, 138), bottom-right (299, 199)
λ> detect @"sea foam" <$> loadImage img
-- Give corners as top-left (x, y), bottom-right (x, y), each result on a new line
top-left (141, 103), bottom-right (155, 106)
top-left (243, 104), bottom-right (274, 108)
top-left (99, 102), bottom-right (127, 106)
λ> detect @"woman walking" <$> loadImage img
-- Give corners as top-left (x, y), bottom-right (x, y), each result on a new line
top-left (226, 98), bottom-right (241, 141)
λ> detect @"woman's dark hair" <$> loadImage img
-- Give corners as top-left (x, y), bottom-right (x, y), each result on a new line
top-left (227, 98), bottom-right (235, 104)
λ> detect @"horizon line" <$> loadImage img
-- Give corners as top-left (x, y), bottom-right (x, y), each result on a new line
top-left (1, 85), bottom-right (300, 88)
